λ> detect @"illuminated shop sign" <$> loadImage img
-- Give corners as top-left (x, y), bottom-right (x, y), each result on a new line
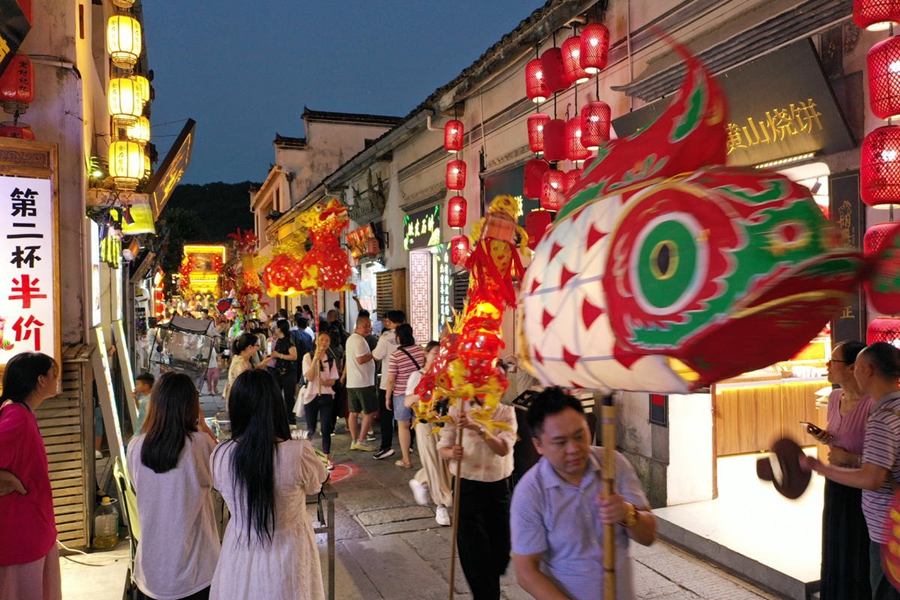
top-left (403, 204), bottom-right (440, 250)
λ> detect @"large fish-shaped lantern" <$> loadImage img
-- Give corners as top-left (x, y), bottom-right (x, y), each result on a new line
top-left (520, 44), bottom-right (900, 394)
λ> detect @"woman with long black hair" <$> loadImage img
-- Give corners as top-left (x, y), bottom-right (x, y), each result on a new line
top-left (210, 369), bottom-right (328, 599)
top-left (272, 319), bottom-right (299, 425)
top-left (127, 371), bottom-right (220, 600)
top-left (0, 352), bottom-right (62, 600)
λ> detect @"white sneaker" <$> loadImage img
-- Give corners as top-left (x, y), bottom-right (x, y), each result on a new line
top-left (435, 506), bottom-right (451, 526)
top-left (409, 479), bottom-right (429, 506)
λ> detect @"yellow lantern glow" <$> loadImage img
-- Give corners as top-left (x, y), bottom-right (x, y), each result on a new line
top-left (109, 140), bottom-right (145, 190)
top-left (108, 77), bottom-right (142, 124)
top-left (131, 74), bottom-right (150, 108)
top-left (144, 152), bottom-right (151, 176)
top-left (127, 116), bottom-right (150, 145)
top-left (107, 16), bottom-right (142, 70)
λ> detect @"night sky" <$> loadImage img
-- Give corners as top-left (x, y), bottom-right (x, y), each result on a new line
top-left (142, 1), bottom-right (548, 185)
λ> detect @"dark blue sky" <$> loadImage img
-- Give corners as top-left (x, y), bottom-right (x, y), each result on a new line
top-left (143, 1), bottom-right (547, 184)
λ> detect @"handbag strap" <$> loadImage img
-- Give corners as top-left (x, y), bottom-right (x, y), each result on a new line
top-left (400, 347), bottom-right (421, 370)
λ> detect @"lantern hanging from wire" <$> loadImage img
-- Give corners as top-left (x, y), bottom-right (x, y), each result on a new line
top-left (541, 47), bottom-right (569, 94)
top-left (126, 116), bottom-right (151, 145)
top-left (581, 101), bottom-right (611, 150)
top-left (524, 158), bottom-right (550, 199)
top-left (867, 316), bottom-right (900, 344)
top-left (446, 159), bottom-right (466, 190)
top-left (868, 36), bottom-right (900, 120)
top-left (543, 118), bottom-right (567, 162)
top-left (451, 235), bottom-right (470, 266)
top-left (0, 121), bottom-right (34, 140)
top-left (541, 169), bottom-right (567, 211)
top-left (525, 59), bottom-right (549, 103)
top-left (444, 119), bottom-right (464, 153)
top-left (109, 139), bottom-right (145, 190)
top-left (0, 54), bottom-right (34, 115)
top-left (108, 77), bottom-right (142, 124)
top-left (580, 24), bottom-right (610, 74)
top-left (861, 125), bottom-right (900, 207)
top-left (854, 0), bottom-right (900, 30)
top-left (107, 15), bottom-right (142, 71)
top-left (131, 74), bottom-right (150, 108)
top-left (562, 36), bottom-right (590, 85)
top-left (447, 195), bottom-right (467, 228)
top-left (527, 113), bottom-right (551, 154)
top-left (566, 168), bottom-right (583, 191)
top-left (525, 209), bottom-right (553, 251)
top-left (866, 222), bottom-right (897, 257)
top-left (566, 117), bottom-right (592, 161)
top-left (865, 222), bottom-right (900, 313)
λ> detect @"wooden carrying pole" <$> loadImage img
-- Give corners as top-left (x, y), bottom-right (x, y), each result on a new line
top-left (448, 401), bottom-right (466, 600)
top-left (601, 394), bottom-right (617, 600)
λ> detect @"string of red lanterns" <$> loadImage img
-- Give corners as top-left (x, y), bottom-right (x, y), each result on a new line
top-left (443, 115), bottom-right (469, 264)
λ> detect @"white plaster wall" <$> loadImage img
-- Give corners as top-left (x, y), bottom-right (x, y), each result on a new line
top-left (667, 393), bottom-right (715, 505)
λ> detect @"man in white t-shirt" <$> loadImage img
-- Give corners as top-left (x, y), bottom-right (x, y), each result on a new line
top-left (344, 316), bottom-right (377, 451)
top-left (371, 309), bottom-right (405, 460)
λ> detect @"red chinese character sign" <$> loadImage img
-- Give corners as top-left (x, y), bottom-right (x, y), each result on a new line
top-left (0, 171), bottom-right (58, 368)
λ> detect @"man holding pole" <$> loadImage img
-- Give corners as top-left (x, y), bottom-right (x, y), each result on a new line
top-left (510, 387), bottom-right (656, 600)
top-left (438, 397), bottom-right (517, 600)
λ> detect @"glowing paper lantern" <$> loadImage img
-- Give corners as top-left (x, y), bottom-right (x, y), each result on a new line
top-left (107, 15), bottom-right (142, 71)
top-left (540, 47), bottom-right (568, 94)
top-left (566, 117), bottom-right (592, 161)
top-left (447, 195), bottom-right (467, 228)
top-left (854, 0), bottom-right (900, 30)
top-left (525, 59), bottom-right (549, 103)
top-left (108, 77), bottom-right (142, 124)
top-left (868, 36), bottom-right (900, 120)
top-left (525, 209), bottom-right (553, 251)
top-left (541, 169), bottom-right (566, 211)
top-left (868, 316), bottom-right (900, 344)
top-left (580, 24), bottom-right (610, 74)
top-left (126, 116), bottom-right (151, 145)
top-left (0, 122), bottom-right (34, 140)
top-left (444, 119), bottom-right (464, 152)
top-left (862, 126), bottom-right (900, 207)
top-left (581, 101), bottom-right (611, 150)
top-left (451, 235), bottom-right (470, 265)
top-left (524, 159), bottom-right (550, 199)
top-left (0, 54), bottom-right (34, 115)
top-left (543, 118), bottom-right (567, 162)
top-left (528, 113), bottom-right (551, 154)
top-left (109, 140), bottom-right (145, 190)
top-left (446, 159), bottom-right (467, 190)
top-left (132, 75), bottom-right (150, 108)
top-left (562, 36), bottom-right (590, 85)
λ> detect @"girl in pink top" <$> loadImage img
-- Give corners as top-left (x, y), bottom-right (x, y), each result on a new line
top-left (0, 352), bottom-right (62, 600)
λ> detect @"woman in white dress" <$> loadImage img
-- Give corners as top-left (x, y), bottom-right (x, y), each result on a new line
top-left (210, 369), bottom-right (328, 600)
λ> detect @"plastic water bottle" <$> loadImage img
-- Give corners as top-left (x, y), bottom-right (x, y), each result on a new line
top-left (92, 496), bottom-right (119, 550)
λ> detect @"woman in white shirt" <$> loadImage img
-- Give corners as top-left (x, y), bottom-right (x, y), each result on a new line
top-left (128, 372), bottom-right (220, 600)
top-left (302, 332), bottom-right (339, 470)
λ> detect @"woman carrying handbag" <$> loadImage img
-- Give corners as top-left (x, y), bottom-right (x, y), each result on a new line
top-left (302, 332), bottom-right (339, 470)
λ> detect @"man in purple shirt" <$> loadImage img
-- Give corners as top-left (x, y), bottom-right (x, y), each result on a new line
top-left (803, 341), bottom-right (900, 600)
top-left (510, 388), bottom-right (656, 600)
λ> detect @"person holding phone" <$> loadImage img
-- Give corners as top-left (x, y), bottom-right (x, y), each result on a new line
top-left (810, 341), bottom-right (873, 599)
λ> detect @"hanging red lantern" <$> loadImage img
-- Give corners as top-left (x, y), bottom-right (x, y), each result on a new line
top-left (566, 117), bottom-right (592, 161)
top-left (444, 119), bottom-right (464, 153)
top-left (0, 121), bottom-right (34, 139)
top-left (0, 54), bottom-right (34, 115)
top-left (580, 24), bottom-right (610, 74)
top-left (867, 316), bottom-right (900, 344)
top-left (540, 47), bottom-right (569, 94)
top-left (524, 159), bottom-right (550, 199)
top-left (581, 101), bottom-right (611, 150)
top-left (446, 159), bottom-right (466, 190)
top-left (525, 209), bottom-right (553, 251)
top-left (541, 169), bottom-right (567, 211)
top-left (527, 113), bottom-right (551, 154)
top-left (447, 195), bottom-right (467, 228)
top-left (562, 36), bottom-right (590, 85)
top-left (854, 0), bottom-right (900, 30)
top-left (451, 235), bottom-right (470, 266)
top-left (543, 118), bottom-right (567, 162)
top-left (862, 126), bottom-right (900, 207)
top-left (866, 222), bottom-right (897, 257)
top-left (566, 168), bottom-right (583, 191)
top-left (525, 59), bottom-right (549, 103)
top-left (868, 36), bottom-right (900, 120)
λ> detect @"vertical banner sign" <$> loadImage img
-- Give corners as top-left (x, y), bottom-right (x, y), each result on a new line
top-left (0, 176), bottom-right (57, 366)
top-left (830, 172), bottom-right (866, 344)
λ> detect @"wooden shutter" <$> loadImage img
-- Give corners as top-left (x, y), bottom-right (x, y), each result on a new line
top-left (452, 271), bottom-right (469, 314)
top-left (376, 268), bottom-right (407, 319)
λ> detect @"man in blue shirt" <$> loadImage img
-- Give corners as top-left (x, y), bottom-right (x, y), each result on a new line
top-left (510, 388), bottom-right (656, 600)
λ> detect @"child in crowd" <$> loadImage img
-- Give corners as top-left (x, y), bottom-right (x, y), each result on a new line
top-left (133, 372), bottom-right (155, 435)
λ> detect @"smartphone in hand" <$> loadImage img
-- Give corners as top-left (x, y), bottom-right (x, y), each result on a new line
top-left (800, 421), bottom-right (823, 436)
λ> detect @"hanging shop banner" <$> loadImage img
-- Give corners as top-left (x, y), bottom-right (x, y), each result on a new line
top-left (484, 164), bottom-right (535, 227)
top-left (612, 40), bottom-right (854, 167)
top-left (0, 0), bottom-right (31, 77)
top-left (0, 172), bottom-right (58, 367)
top-left (830, 171), bottom-right (866, 344)
top-left (403, 204), bottom-right (441, 250)
top-left (146, 118), bottom-right (196, 220)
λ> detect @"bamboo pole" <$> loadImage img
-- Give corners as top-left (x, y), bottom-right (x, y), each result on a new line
top-left (601, 394), bottom-right (617, 600)
top-left (448, 400), bottom-right (466, 600)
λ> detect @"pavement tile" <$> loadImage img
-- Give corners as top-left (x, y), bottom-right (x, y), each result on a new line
top-left (342, 537), bottom-right (448, 598)
top-left (367, 517), bottom-right (441, 536)
top-left (400, 529), bottom-right (454, 561)
top-left (357, 505), bottom-right (434, 526)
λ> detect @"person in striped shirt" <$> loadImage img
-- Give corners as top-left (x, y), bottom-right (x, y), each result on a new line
top-left (385, 324), bottom-right (425, 469)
